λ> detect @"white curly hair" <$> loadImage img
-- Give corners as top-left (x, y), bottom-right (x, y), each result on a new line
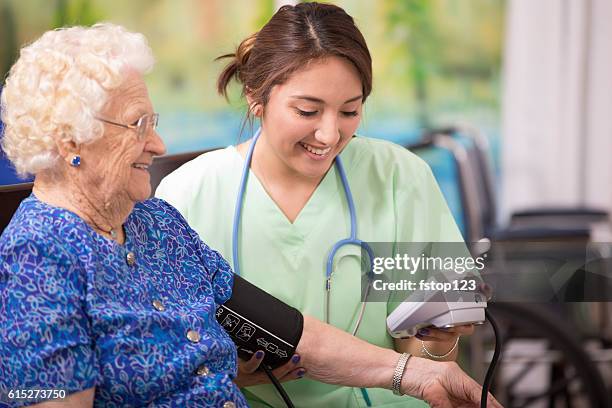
top-left (0, 23), bottom-right (154, 178)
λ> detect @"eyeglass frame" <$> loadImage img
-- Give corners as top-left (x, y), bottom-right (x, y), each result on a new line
top-left (96, 113), bottom-right (159, 140)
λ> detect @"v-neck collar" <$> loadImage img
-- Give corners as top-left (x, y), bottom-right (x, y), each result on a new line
top-left (229, 145), bottom-right (342, 235)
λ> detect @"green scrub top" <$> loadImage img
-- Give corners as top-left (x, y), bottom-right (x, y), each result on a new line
top-left (156, 137), bottom-right (463, 407)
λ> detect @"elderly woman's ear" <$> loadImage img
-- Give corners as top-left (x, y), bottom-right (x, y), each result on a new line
top-left (54, 137), bottom-right (82, 169)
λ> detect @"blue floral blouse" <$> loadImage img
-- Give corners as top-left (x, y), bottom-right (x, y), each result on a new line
top-left (0, 195), bottom-right (247, 407)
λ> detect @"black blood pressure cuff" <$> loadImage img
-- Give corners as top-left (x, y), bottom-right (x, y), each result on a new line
top-left (216, 274), bottom-right (304, 369)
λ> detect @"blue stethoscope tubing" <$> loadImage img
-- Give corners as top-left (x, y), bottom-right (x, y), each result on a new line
top-left (232, 128), bottom-right (374, 405)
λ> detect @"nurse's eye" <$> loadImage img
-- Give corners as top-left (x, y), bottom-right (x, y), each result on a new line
top-left (296, 108), bottom-right (318, 117)
top-left (341, 111), bottom-right (359, 117)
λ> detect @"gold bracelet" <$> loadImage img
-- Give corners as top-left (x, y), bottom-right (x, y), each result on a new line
top-left (421, 336), bottom-right (460, 359)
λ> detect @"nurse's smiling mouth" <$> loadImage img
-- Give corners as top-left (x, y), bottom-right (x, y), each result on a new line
top-left (299, 142), bottom-right (333, 159)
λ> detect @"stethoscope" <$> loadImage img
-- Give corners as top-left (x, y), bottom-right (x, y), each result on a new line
top-left (231, 129), bottom-right (375, 336)
top-left (232, 129), bottom-right (376, 405)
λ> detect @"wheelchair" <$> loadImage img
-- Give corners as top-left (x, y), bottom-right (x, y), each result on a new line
top-left (408, 127), bottom-right (612, 407)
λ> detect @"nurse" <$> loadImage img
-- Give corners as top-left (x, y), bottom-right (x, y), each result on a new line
top-left (157, 3), bottom-right (475, 407)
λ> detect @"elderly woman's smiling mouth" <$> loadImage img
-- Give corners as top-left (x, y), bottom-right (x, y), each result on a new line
top-left (132, 161), bottom-right (151, 171)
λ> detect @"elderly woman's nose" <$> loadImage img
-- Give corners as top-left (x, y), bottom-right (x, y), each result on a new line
top-left (148, 130), bottom-right (167, 156)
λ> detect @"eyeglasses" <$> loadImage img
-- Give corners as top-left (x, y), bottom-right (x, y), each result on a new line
top-left (96, 113), bottom-right (159, 140)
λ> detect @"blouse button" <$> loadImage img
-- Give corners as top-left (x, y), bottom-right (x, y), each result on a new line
top-left (152, 299), bottom-right (165, 312)
top-left (186, 330), bottom-right (201, 343)
top-left (223, 402), bottom-right (236, 408)
top-left (126, 252), bottom-right (136, 266)
top-left (196, 365), bottom-right (210, 376)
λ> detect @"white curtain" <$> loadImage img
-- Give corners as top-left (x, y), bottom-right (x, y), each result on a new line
top-left (275, 0), bottom-right (298, 8)
top-left (501, 0), bottom-right (612, 222)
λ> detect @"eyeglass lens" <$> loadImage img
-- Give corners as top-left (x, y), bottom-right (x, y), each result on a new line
top-left (137, 114), bottom-right (159, 138)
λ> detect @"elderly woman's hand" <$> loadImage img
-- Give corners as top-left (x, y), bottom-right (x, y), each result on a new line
top-left (403, 358), bottom-right (501, 408)
top-left (297, 316), bottom-right (502, 407)
top-left (234, 351), bottom-right (305, 387)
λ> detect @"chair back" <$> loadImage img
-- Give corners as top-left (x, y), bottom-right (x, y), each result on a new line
top-left (0, 148), bottom-right (218, 235)
top-left (149, 149), bottom-right (215, 194)
top-left (0, 182), bottom-right (34, 234)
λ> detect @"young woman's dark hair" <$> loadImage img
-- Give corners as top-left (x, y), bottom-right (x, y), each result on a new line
top-left (217, 2), bottom-right (372, 119)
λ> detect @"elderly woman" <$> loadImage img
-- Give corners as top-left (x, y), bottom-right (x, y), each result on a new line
top-left (0, 24), bottom-right (500, 408)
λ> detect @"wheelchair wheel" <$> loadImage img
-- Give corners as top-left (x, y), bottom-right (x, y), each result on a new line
top-left (482, 302), bottom-right (610, 408)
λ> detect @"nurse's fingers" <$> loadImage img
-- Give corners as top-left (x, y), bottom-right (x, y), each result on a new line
top-left (239, 350), bottom-right (265, 374)
top-left (281, 367), bottom-right (307, 382)
top-left (272, 354), bottom-right (303, 381)
top-left (235, 370), bottom-right (276, 387)
top-left (446, 324), bottom-right (474, 336)
top-left (238, 352), bottom-right (303, 384)
top-left (415, 328), bottom-right (458, 342)
top-left (416, 325), bottom-right (475, 343)
top-left (455, 324), bottom-right (476, 336)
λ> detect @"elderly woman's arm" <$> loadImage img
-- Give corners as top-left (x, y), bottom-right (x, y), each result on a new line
top-left (0, 237), bottom-right (99, 408)
top-left (298, 316), bottom-right (502, 407)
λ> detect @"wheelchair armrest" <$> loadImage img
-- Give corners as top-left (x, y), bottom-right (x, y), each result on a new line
top-left (510, 207), bottom-right (608, 232)
top-left (490, 226), bottom-right (591, 242)
top-left (511, 207), bottom-right (608, 220)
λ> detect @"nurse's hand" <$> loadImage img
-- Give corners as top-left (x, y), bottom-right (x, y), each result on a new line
top-left (415, 324), bottom-right (475, 342)
top-left (234, 351), bottom-right (306, 387)
top-left (396, 324), bottom-right (475, 362)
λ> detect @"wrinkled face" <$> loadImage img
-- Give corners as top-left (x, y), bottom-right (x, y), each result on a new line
top-left (259, 56), bottom-right (363, 180)
top-left (78, 70), bottom-right (166, 204)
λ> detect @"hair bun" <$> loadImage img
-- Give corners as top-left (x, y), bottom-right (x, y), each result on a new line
top-left (236, 32), bottom-right (257, 69)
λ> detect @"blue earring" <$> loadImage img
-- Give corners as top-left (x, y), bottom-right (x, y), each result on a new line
top-left (70, 155), bottom-right (81, 167)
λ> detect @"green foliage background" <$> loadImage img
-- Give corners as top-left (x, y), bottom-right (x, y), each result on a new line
top-left (0, 0), bottom-right (504, 151)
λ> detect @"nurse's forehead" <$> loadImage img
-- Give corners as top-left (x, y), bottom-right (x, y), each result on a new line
top-left (289, 94), bottom-right (363, 105)
top-left (276, 57), bottom-right (363, 103)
